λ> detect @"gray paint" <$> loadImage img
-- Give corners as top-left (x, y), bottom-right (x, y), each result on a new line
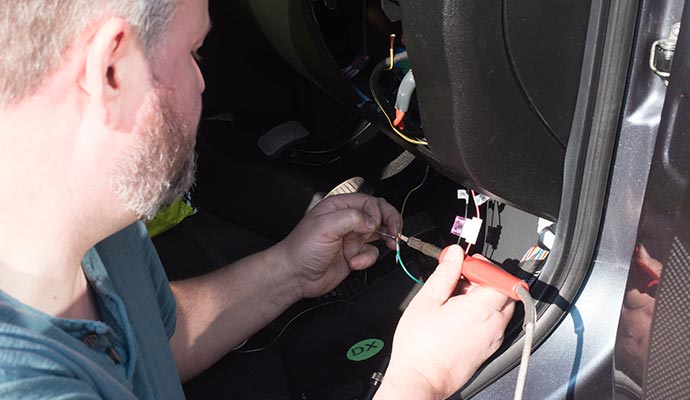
top-left (474, 0), bottom-right (680, 397)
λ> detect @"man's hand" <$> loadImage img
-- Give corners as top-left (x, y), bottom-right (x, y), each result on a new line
top-left (275, 193), bottom-right (400, 299)
top-left (376, 245), bottom-right (515, 400)
top-left (171, 193), bottom-right (398, 380)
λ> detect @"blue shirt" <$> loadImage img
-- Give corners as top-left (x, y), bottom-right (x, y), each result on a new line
top-left (0, 222), bottom-right (185, 399)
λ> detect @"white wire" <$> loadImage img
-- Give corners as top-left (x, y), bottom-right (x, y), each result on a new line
top-left (514, 287), bottom-right (536, 400)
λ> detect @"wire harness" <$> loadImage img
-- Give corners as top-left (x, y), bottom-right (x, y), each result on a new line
top-left (369, 51), bottom-right (429, 146)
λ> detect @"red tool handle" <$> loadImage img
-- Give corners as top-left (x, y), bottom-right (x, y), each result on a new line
top-left (462, 257), bottom-right (528, 301)
top-left (439, 247), bottom-right (528, 301)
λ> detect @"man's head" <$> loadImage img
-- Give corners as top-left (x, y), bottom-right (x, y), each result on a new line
top-left (0, 1), bottom-right (176, 107)
top-left (0, 0), bottom-right (209, 224)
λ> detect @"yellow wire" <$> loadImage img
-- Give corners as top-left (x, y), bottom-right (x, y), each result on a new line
top-left (372, 88), bottom-right (429, 146)
top-left (386, 34), bottom-right (395, 70)
top-left (375, 37), bottom-right (428, 146)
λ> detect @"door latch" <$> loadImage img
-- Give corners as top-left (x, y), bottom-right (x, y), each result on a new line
top-left (650, 22), bottom-right (681, 84)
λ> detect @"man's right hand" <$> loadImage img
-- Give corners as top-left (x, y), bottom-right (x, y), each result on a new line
top-left (375, 245), bottom-right (515, 400)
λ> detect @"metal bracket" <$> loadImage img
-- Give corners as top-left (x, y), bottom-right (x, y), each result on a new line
top-left (650, 22), bottom-right (681, 84)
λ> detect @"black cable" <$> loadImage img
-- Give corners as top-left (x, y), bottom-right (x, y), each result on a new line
top-left (485, 201), bottom-right (496, 258)
top-left (501, 0), bottom-right (565, 149)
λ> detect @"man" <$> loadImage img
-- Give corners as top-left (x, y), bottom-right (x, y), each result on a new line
top-left (0, 0), bottom-right (514, 399)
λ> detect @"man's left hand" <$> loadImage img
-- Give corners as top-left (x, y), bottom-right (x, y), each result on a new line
top-left (275, 194), bottom-right (400, 299)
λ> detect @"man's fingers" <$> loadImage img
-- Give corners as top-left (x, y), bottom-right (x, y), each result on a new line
top-left (315, 194), bottom-right (381, 224)
top-left (374, 197), bottom-right (401, 251)
top-left (348, 244), bottom-right (380, 270)
top-left (453, 254), bottom-right (514, 310)
top-left (319, 209), bottom-right (374, 242)
top-left (313, 194), bottom-right (401, 248)
top-left (453, 284), bottom-right (514, 312)
top-left (376, 197), bottom-right (401, 236)
top-left (417, 245), bottom-right (465, 305)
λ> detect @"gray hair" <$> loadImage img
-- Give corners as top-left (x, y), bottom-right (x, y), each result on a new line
top-left (0, 0), bottom-right (178, 106)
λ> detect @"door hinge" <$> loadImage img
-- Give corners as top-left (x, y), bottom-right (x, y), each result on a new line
top-left (650, 22), bottom-right (681, 85)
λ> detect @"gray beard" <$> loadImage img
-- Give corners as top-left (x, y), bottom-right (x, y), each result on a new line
top-left (110, 88), bottom-right (198, 221)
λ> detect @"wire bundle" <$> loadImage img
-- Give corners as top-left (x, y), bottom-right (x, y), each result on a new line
top-left (369, 51), bottom-right (429, 146)
top-left (341, 54), bottom-right (369, 80)
top-left (520, 246), bottom-right (550, 262)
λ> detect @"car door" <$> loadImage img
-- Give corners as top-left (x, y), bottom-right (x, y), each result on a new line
top-left (614, 1), bottom-right (690, 398)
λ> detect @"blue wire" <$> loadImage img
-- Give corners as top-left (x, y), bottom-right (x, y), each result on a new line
top-left (396, 243), bottom-right (423, 285)
top-left (353, 86), bottom-right (371, 104)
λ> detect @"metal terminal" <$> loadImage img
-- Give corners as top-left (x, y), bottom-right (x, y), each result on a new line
top-left (371, 372), bottom-right (384, 383)
top-left (403, 236), bottom-right (443, 260)
top-left (375, 230), bottom-right (397, 241)
top-left (650, 22), bottom-right (681, 84)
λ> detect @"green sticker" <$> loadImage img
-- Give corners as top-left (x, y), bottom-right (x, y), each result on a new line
top-left (346, 338), bottom-right (385, 361)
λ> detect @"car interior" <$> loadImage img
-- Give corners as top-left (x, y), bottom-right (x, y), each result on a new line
top-left (151, 0), bottom-right (636, 398)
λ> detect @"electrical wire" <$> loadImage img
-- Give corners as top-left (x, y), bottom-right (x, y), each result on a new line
top-left (520, 246), bottom-right (550, 262)
top-left (386, 34), bottom-right (395, 70)
top-left (514, 286), bottom-right (536, 400)
top-left (233, 300), bottom-right (343, 354)
top-left (369, 51), bottom-right (429, 146)
top-left (341, 55), bottom-right (370, 80)
top-left (396, 165), bottom-right (430, 284)
top-left (399, 165), bottom-right (429, 221)
top-left (396, 242), bottom-right (423, 285)
top-left (374, 94), bottom-right (427, 145)
top-left (470, 189), bottom-right (480, 219)
top-left (484, 201), bottom-right (496, 258)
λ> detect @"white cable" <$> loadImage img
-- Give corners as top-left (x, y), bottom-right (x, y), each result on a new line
top-left (514, 286), bottom-right (536, 400)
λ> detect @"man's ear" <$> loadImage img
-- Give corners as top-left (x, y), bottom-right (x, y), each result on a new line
top-left (80, 17), bottom-right (148, 129)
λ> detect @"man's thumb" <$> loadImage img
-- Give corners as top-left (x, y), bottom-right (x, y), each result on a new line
top-left (418, 245), bottom-right (465, 304)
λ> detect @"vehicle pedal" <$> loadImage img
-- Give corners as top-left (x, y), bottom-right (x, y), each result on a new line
top-left (306, 177), bottom-right (372, 213)
top-left (257, 120), bottom-right (310, 158)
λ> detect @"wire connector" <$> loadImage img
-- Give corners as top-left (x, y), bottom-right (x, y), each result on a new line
top-left (473, 192), bottom-right (490, 206)
top-left (457, 189), bottom-right (469, 201)
top-left (459, 217), bottom-right (483, 245)
top-left (450, 216), bottom-right (466, 236)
